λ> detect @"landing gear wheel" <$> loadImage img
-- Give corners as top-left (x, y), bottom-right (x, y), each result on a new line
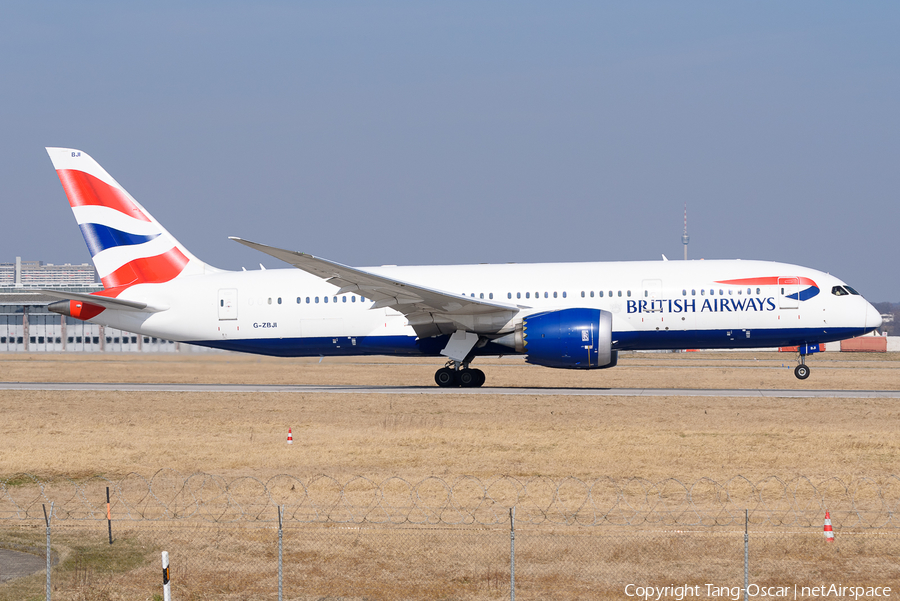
top-left (435, 367), bottom-right (458, 387)
top-left (794, 364), bottom-right (810, 380)
top-left (458, 369), bottom-right (476, 387)
top-left (459, 369), bottom-right (486, 388)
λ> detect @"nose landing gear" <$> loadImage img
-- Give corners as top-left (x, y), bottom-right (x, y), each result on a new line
top-left (794, 347), bottom-right (813, 380)
top-left (434, 361), bottom-right (485, 388)
top-left (794, 363), bottom-right (810, 380)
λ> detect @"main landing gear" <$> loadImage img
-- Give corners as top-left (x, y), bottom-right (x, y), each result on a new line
top-left (434, 361), bottom-right (485, 388)
top-left (794, 354), bottom-right (811, 380)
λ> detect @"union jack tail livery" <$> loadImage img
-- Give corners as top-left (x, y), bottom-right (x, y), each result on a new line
top-left (46, 147), bottom-right (213, 295)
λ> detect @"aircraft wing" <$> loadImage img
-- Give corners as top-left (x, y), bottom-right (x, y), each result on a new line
top-left (37, 290), bottom-right (165, 312)
top-left (230, 238), bottom-right (520, 337)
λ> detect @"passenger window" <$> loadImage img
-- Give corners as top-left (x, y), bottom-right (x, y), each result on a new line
top-left (278, 297), bottom-right (282, 304)
top-left (296, 297), bottom-right (301, 304)
top-left (352, 296), bottom-right (356, 302)
top-left (306, 297), bottom-right (310, 303)
top-left (268, 298), bottom-right (272, 305)
top-left (544, 292), bottom-right (548, 298)
top-left (617, 291), bottom-right (622, 297)
top-left (682, 290), bottom-right (686, 296)
top-left (334, 297), bottom-right (337, 303)
top-left (324, 297), bottom-right (328, 303)
top-left (315, 297), bottom-right (319, 303)
top-left (627, 290), bottom-right (631, 297)
top-left (489, 293), bottom-right (493, 299)
top-left (480, 293), bottom-right (484, 299)
top-left (756, 288), bottom-right (760, 295)
top-left (591, 291), bottom-right (596, 298)
top-left (526, 292), bottom-right (530, 299)
top-left (220, 300), bottom-right (224, 307)
top-left (746, 288), bottom-right (751, 295)
top-left (729, 290), bottom-right (733, 295)
top-left (342, 296), bottom-right (347, 302)
top-left (562, 291), bottom-right (567, 298)
top-left (692, 289), bottom-right (696, 296)
top-left (581, 291), bottom-right (585, 298)
top-left (508, 293), bottom-right (512, 299)
top-left (553, 292), bottom-right (557, 298)
top-left (517, 292), bottom-right (521, 299)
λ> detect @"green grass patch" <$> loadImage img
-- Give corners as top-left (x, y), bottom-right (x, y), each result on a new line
top-left (0, 526), bottom-right (159, 601)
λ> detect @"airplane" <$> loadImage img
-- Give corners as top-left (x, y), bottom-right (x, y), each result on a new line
top-left (41, 147), bottom-right (882, 386)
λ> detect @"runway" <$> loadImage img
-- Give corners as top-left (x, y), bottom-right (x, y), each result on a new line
top-left (1, 382), bottom-right (898, 398)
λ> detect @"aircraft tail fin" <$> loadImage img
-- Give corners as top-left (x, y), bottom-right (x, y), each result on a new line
top-left (45, 148), bottom-right (216, 293)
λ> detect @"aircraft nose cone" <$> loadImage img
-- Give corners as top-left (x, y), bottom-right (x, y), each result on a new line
top-left (866, 303), bottom-right (883, 331)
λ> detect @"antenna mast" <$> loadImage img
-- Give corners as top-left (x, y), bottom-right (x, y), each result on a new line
top-left (682, 203), bottom-right (690, 260)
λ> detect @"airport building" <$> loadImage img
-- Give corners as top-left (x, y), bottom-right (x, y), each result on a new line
top-left (0, 257), bottom-right (218, 353)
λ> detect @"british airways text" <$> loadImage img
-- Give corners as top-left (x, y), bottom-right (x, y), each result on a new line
top-left (627, 298), bottom-right (777, 314)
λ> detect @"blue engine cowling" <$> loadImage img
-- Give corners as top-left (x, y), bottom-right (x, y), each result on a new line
top-left (502, 308), bottom-right (616, 369)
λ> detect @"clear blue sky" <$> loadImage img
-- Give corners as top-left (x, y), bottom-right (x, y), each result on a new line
top-left (2, 2), bottom-right (898, 300)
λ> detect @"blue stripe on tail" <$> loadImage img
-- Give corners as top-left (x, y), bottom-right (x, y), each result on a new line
top-left (79, 223), bottom-right (160, 257)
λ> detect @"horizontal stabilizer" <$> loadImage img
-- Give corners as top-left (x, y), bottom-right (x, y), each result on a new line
top-left (38, 290), bottom-right (166, 312)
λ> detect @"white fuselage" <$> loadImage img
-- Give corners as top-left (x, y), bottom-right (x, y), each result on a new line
top-left (88, 258), bottom-right (880, 357)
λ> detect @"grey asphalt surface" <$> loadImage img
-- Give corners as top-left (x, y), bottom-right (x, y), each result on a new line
top-left (1, 382), bottom-right (898, 398)
top-left (0, 548), bottom-right (46, 582)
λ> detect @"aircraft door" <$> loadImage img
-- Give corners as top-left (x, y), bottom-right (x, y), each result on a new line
top-left (778, 277), bottom-right (799, 309)
top-left (218, 289), bottom-right (238, 320)
top-left (641, 279), bottom-right (663, 312)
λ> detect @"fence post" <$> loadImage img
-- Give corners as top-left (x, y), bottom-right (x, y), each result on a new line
top-left (510, 507), bottom-right (515, 601)
top-left (162, 551), bottom-right (171, 601)
top-left (744, 509), bottom-right (749, 601)
top-left (43, 502), bottom-right (53, 601)
top-left (278, 505), bottom-right (284, 601)
top-left (106, 486), bottom-right (113, 545)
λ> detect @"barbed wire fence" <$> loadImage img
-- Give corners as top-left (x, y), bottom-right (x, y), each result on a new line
top-left (2, 474), bottom-right (900, 600)
top-left (4, 472), bottom-right (900, 527)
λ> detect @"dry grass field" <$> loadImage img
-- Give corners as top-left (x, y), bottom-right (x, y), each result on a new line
top-left (0, 351), bottom-right (898, 482)
top-left (2, 351), bottom-right (900, 600)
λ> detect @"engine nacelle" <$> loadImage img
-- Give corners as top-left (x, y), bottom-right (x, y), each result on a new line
top-left (494, 308), bottom-right (616, 369)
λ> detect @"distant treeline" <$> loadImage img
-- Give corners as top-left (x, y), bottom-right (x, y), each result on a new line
top-left (872, 302), bottom-right (899, 336)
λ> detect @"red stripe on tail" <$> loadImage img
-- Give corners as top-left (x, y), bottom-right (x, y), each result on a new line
top-left (56, 169), bottom-right (151, 222)
top-left (100, 247), bottom-right (190, 289)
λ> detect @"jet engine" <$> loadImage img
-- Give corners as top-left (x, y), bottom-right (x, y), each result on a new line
top-left (493, 308), bottom-right (617, 369)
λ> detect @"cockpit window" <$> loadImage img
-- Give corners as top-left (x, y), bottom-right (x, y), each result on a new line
top-left (845, 286), bottom-right (860, 295)
top-left (832, 286), bottom-right (849, 296)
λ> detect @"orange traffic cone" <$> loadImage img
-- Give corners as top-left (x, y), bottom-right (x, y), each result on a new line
top-left (287, 428), bottom-right (293, 445)
top-left (824, 510), bottom-right (834, 542)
